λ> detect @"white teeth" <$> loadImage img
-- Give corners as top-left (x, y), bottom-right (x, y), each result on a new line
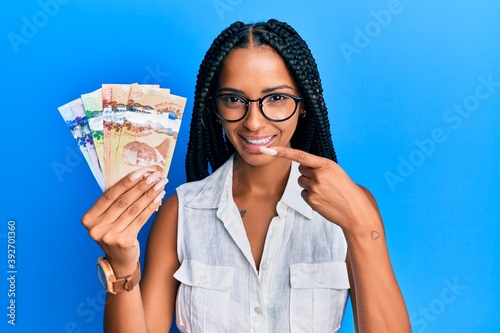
top-left (245, 136), bottom-right (273, 145)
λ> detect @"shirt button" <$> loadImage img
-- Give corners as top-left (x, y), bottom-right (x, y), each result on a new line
top-left (273, 225), bottom-right (281, 232)
top-left (197, 274), bottom-right (205, 281)
top-left (318, 276), bottom-right (327, 285)
top-left (280, 202), bottom-right (287, 210)
top-left (254, 306), bottom-right (263, 315)
top-left (262, 263), bottom-right (270, 271)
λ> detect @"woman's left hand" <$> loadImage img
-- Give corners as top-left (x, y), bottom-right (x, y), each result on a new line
top-left (260, 146), bottom-right (380, 234)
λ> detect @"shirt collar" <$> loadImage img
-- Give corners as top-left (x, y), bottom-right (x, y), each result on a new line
top-left (281, 161), bottom-right (313, 219)
top-left (187, 157), bottom-right (313, 220)
top-left (186, 156), bottom-right (234, 209)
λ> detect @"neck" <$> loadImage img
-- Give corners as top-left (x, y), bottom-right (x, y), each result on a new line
top-left (232, 154), bottom-right (291, 198)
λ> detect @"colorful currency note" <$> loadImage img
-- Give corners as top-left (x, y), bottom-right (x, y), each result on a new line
top-left (101, 84), bottom-right (114, 187)
top-left (57, 100), bottom-right (105, 191)
top-left (59, 83), bottom-right (186, 191)
top-left (108, 88), bottom-right (186, 187)
top-left (109, 112), bottom-right (179, 187)
top-left (68, 98), bottom-right (105, 190)
top-left (80, 88), bottom-right (104, 174)
top-left (107, 84), bottom-right (134, 186)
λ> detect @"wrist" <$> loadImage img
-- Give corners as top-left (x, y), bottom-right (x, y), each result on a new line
top-left (107, 259), bottom-right (140, 279)
top-left (96, 257), bottom-right (141, 294)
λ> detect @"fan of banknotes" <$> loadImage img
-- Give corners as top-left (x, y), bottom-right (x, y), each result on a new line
top-left (58, 84), bottom-right (187, 191)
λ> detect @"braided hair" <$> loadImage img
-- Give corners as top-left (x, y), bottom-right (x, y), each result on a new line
top-left (186, 19), bottom-right (337, 182)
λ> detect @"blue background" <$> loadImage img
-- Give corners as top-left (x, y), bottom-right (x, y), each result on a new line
top-left (1, 0), bottom-right (499, 332)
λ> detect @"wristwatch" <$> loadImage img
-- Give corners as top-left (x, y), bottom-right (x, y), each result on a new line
top-left (96, 256), bottom-right (141, 294)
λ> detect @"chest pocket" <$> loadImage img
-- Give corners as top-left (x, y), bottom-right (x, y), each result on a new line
top-left (290, 262), bottom-right (350, 333)
top-left (174, 260), bottom-right (235, 333)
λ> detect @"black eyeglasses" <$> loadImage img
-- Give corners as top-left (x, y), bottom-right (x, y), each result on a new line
top-left (213, 93), bottom-right (302, 122)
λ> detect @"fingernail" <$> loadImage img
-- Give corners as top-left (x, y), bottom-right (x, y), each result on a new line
top-left (154, 190), bottom-right (166, 204)
top-left (130, 167), bottom-right (150, 181)
top-left (146, 171), bottom-right (161, 184)
top-left (153, 177), bottom-right (169, 191)
top-left (260, 147), bottom-right (277, 156)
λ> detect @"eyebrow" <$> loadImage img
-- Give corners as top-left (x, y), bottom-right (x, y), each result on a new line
top-left (217, 84), bottom-right (296, 95)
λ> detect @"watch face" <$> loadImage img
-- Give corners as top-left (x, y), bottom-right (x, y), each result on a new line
top-left (96, 264), bottom-right (107, 290)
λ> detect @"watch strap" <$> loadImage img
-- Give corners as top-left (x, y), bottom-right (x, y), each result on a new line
top-left (111, 261), bottom-right (141, 293)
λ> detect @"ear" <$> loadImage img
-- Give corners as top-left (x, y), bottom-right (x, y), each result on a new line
top-left (299, 108), bottom-right (307, 118)
top-left (298, 97), bottom-right (307, 117)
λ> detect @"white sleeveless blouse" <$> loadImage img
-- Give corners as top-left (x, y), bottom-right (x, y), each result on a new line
top-left (174, 156), bottom-right (350, 333)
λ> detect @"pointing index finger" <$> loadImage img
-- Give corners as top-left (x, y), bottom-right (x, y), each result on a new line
top-left (260, 146), bottom-right (325, 168)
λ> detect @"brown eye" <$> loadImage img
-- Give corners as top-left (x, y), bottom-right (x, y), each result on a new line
top-left (221, 95), bottom-right (246, 108)
top-left (266, 94), bottom-right (290, 105)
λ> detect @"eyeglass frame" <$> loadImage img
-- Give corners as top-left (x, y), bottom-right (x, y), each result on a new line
top-left (211, 92), bottom-right (303, 123)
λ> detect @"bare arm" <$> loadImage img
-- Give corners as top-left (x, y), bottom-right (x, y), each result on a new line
top-left (345, 186), bottom-right (410, 333)
top-left (141, 194), bottom-right (180, 332)
top-left (102, 194), bottom-right (180, 333)
top-left (81, 168), bottom-right (179, 333)
top-left (261, 147), bottom-right (411, 332)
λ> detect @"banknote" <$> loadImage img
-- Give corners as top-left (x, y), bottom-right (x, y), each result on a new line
top-left (68, 99), bottom-right (105, 190)
top-left (59, 83), bottom-right (186, 191)
top-left (57, 100), bottom-right (105, 191)
top-left (108, 87), bottom-right (186, 187)
top-left (107, 84), bottom-right (135, 186)
top-left (128, 85), bottom-right (171, 112)
top-left (101, 84), bottom-right (114, 186)
top-left (80, 88), bottom-right (105, 174)
top-left (108, 85), bottom-right (163, 170)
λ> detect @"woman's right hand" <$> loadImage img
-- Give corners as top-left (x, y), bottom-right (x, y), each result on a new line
top-left (81, 167), bottom-right (168, 276)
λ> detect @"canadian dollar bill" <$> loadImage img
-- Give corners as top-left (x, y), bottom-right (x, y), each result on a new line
top-left (59, 83), bottom-right (186, 191)
top-left (57, 100), bottom-right (105, 191)
top-left (81, 88), bottom-right (105, 176)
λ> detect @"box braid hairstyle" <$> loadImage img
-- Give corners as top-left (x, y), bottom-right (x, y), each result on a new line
top-left (186, 19), bottom-right (337, 182)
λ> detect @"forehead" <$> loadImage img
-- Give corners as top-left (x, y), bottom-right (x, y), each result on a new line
top-left (218, 46), bottom-right (297, 92)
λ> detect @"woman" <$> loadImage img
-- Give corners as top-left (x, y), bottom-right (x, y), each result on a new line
top-left (82, 19), bottom-right (411, 332)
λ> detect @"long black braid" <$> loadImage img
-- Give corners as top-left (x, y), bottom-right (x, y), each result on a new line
top-left (186, 19), bottom-right (337, 182)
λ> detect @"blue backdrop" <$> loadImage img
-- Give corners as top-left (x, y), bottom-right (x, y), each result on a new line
top-left (2, 0), bottom-right (499, 332)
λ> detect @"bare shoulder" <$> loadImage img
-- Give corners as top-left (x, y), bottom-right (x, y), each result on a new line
top-left (153, 193), bottom-right (179, 229)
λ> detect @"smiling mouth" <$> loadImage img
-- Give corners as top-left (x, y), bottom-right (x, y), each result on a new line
top-left (242, 135), bottom-right (274, 145)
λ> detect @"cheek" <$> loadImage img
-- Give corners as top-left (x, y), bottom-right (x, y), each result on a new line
top-left (221, 124), bottom-right (236, 139)
top-left (283, 118), bottom-right (299, 136)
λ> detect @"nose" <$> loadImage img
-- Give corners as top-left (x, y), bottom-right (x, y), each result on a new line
top-left (243, 100), bottom-right (266, 131)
